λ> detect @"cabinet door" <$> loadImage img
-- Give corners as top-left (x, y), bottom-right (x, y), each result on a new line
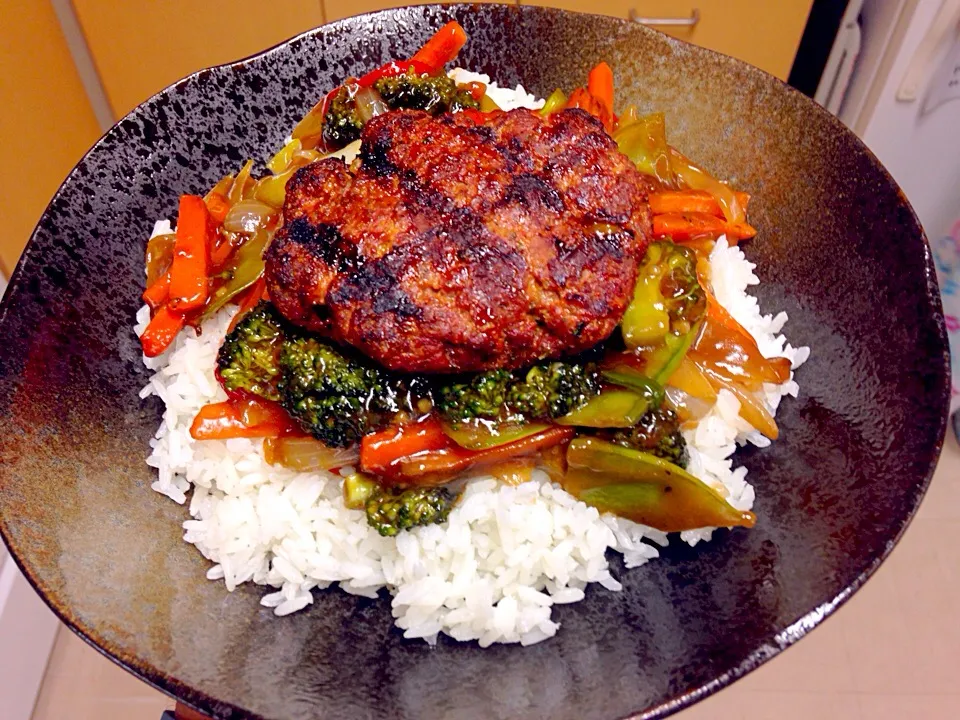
top-left (526, 0), bottom-right (811, 80)
top-left (73, 1), bottom-right (326, 117)
top-left (326, 0), bottom-right (811, 81)
top-left (0, 2), bottom-right (103, 275)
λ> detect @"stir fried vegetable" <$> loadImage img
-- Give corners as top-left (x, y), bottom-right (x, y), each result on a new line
top-left (216, 301), bottom-right (285, 401)
top-left (653, 212), bottom-right (757, 243)
top-left (152, 42), bottom-right (792, 537)
top-left (365, 485), bottom-right (460, 537)
top-left (614, 112), bottom-right (673, 183)
top-left (436, 362), bottom-right (601, 425)
top-left (278, 335), bottom-right (399, 448)
top-left (559, 438), bottom-right (756, 532)
top-left (602, 406), bottom-right (689, 468)
top-left (189, 396), bottom-right (302, 440)
top-left (318, 21), bottom-right (474, 150)
top-left (621, 242), bottom-right (706, 349)
top-left (374, 71), bottom-right (478, 114)
top-left (263, 435), bottom-right (359, 472)
top-left (140, 305), bottom-right (186, 358)
top-left (649, 189), bottom-right (751, 217)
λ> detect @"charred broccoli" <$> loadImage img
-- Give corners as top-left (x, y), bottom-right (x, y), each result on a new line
top-left (322, 72), bottom-right (480, 149)
top-left (322, 85), bottom-right (366, 149)
top-left (216, 302), bottom-right (286, 401)
top-left (605, 405), bottom-right (689, 468)
top-left (278, 336), bottom-right (395, 447)
top-left (435, 362), bottom-right (600, 424)
top-left (506, 362), bottom-right (601, 419)
top-left (365, 485), bottom-right (459, 536)
top-left (372, 71), bottom-right (478, 114)
top-left (434, 369), bottom-right (512, 423)
top-left (622, 242), bottom-right (706, 349)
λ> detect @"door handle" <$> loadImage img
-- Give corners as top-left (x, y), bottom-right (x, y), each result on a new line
top-left (629, 8), bottom-right (700, 27)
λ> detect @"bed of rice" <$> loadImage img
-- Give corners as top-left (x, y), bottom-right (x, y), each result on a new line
top-left (134, 75), bottom-right (809, 646)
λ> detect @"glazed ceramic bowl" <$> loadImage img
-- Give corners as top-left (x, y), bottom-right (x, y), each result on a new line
top-left (0, 5), bottom-right (950, 719)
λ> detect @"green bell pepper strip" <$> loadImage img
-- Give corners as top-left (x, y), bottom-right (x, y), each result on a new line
top-left (612, 112), bottom-right (674, 184)
top-left (599, 368), bottom-right (664, 404)
top-left (555, 389), bottom-right (653, 428)
top-left (197, 228), bottom-right (270, 323)
top-left (343, 473), bottom-right (379, 510)
top-left (539, 89), bottom-right (567, 116)
top-left (440, 418), bottom-right (551, 451)
top-left (562, 438), bottom-right (756, 532)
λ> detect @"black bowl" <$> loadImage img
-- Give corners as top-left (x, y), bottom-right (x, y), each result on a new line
top-left (0, 5), bottom-right (950, 719)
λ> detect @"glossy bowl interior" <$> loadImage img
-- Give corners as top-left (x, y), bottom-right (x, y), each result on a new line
top-left (0, 5), bottom-right (949, 720)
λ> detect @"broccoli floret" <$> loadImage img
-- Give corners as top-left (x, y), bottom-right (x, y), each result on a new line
top-left (216, 302), bottom-right (286, 401)
top-left (365, 485), bottom-right (459, 536)
top-left (435, 369), bottom-right (513, 423)
top-left (278, 336), bottom-right (393, 447)
top-left (322, 72), bottom-right (480, 150)
top-left (507, 362), bottom-right (601, 419)
top-left (622, 242), bottom-right (706, 348)
top-left (606, 406), bottom-right (689, 468)
top-left (373, 72), bottom-right (479, 114)
top-left (435, 362), bottom-right (600, 424)
top-left (322, 86), bottom-right (366, 149)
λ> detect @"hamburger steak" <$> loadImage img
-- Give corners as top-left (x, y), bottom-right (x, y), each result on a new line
top-left (264, 107), bottom-right (654, 372)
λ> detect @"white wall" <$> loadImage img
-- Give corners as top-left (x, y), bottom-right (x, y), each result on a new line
top-left (0, 553), bottom-right (59, 720)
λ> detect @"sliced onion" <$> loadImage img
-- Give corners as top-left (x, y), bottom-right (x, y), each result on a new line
top-left (665, 386), bottom-right (711, 424)
top-left (263, 436), bottom-right (360, 472)
top-left (223, 199), bottom-right (277, 234)
top-left (669, 148), bottom-right (745, 224)
top-left (354, 85), bottom-right (388, 123)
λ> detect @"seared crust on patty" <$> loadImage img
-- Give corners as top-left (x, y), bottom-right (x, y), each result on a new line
top-left (265, 108), bottom-right (654, 372)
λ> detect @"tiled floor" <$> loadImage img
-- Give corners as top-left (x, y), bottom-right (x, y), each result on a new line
top-left (31, 431), bottom-right (960, 720)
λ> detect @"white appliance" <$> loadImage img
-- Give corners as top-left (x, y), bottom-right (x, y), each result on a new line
top-left (839, 0), bottom-right (960, 414)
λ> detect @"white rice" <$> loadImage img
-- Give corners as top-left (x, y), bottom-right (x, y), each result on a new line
top-left (135, 83), bottom-right (808, 646)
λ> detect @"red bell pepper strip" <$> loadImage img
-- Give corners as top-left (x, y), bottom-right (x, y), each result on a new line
top-left (140, 305), bottom-right (186, 357)
top-left (357, 59), bottom-right (431, 87)
top-left (168, 195), bottom-right (212, 312)
top-left (360, 416), bottom-right (454, 475)
top-left (587, 61), bottom-right (614, 119)
top-left (360, 417), bottom-right (574, 484)
top-left (393, 426), bottom-right (575, 483)
top-left (409, 20), bottom-right (468, 74)
top-left (190, 396), bottom-right (302, 440)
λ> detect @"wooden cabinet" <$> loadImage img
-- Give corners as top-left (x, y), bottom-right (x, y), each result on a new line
top-left (72, 0), bottom-right (326, 117)
top-left (0, 2), bottom-right (103, 275)
top-left (324, 0), bottom-right (812, 80)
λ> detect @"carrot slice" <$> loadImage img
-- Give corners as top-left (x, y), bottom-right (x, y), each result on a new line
top-left (649, 189), bottom-right (750, 217)
top-left (653, 212), bottom-right (757, 243)
top-left (142, 270), bottom-right (170, 310)
top-left (409, 20), bottom-right (468, 73)
top-left (140, 305), bottom-right (185, 357)
top-left (587, 61), bottom-right (614, 118)
top-left (168, 195), bottom-right (212, 312)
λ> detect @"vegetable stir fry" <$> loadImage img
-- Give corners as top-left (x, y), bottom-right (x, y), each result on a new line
top-left (140, 20), bottom-right (792, 538)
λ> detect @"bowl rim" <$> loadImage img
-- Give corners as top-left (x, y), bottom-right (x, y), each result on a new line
top-left (0, 5), bottom-right (951, 720)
